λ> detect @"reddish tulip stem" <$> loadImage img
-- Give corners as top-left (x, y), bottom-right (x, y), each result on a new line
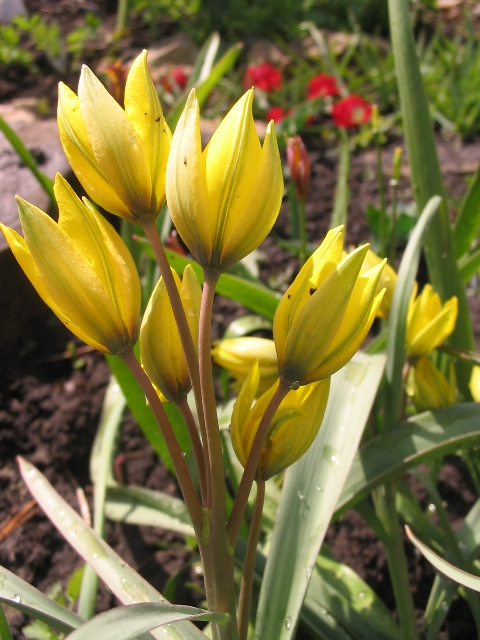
top-left (141, 219), bottom-right (210, 502)
top-left (238, 480), bottom-right (265, 640)
top-left (120, 346), bottom-right (203, 532)
top-left (177, 395), bottom-right (208, 503)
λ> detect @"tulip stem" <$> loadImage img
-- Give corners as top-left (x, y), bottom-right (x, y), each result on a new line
top-left (142, 218), bottom-right (210, 498)
top-left (198, 269), bottom-right (238, 640)
top-left (228, 377), bottom-right (290, 548)
top-left (177, 395), bottom-right (208, 503)
top-left (238, 480), bottom-right (265, 640)
top-left (120, 346), bottom-right (204, 533)
top-left (299, 198), bottom-right (307, 266)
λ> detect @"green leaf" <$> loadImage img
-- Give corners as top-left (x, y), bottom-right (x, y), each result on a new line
top-left (384, 195), bottom-right (441, 427)
top-left (301, 551), bottom-right (402, 640)
top-left (0, 566), bottom-right (83, 634)
top-left (388, 0), bottom-right (475, 392)
top-left (406, 526), bottom-right (480, 591)
top-left (454, 164), bottom-right (480, 257)
top-left (65, 603), bottom-right (225, 640)
top-left (104, 485), bottom-right (194, 537)
top-left (337, 403), bottom-right (480, 515)
top-left (17, 459), bottom-right (207, 640)
top-left (254, 353), bottom-right (386, 640)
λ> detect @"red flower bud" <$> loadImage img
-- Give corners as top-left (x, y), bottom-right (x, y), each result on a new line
top-left (286, 135), bottom-right (310, 201)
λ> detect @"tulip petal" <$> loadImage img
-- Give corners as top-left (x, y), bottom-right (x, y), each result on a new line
top-left (57, 83), bottom-right (129, 217)
top-left (79, 65), bottom-right (152, 218)
top-left (166, 90), bottom-right (213, 266)
top-left (124, 51), bottom-right (171, 212)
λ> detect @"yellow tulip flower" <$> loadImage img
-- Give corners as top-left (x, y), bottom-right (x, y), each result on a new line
top-left (362, 249), bottom-right (397, 319)
top-left (166, 89), bottom-right (283, 273)
top-left (406, 355), bottom-right (457, 412)
top-left (211, 336), bottom-right (278, 393)
top-left (274, 226), bottom-right (385, 386)
top-left (0, 174), bottom-right (141, 354)
top-left (406, 284), bottom-right (458, 359)
top-left (140, 265), bottom-right (201, 404)
top-left (58, 50), bottom-right (171, 223)
top-left (231, 363), bottom-right (330, 480)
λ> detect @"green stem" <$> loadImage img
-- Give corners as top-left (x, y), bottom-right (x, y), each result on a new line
top-left (388, 176), bottom-right (399, 267)
top-left (330, 128), bottom-right (351, 229)
top-left (373, 482), bottom-right (419, 640)
top-left (115, 0), bottom-right (129, 32)
top-left (0, 604), bottom-right (14, 640)
top-left (142, 219), bottom-right (209, 492)
top-left (120, 346), bottom-right (204, 532)
top-left (375, 130), bottom-right (387, 257)
top-left (228, 377), bottom-right (290, 548)
top-left (238, 481), bottom-right (265, 640)
top-left (177, 395), bottom-right (208, 504)
top-left (198, 269), bottom-right (238, 640)
top-left (299, 198), bottom-right (307, 266)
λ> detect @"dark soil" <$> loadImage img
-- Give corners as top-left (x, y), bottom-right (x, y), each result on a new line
top-left (2, 1), bottom-right (480, 638)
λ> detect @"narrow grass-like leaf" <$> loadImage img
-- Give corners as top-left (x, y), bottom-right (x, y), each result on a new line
top-left (168, 40), bottom-right (243, 130)
top-left (458, 245), bottom-right (480, 283)
top-left (337, 403), bottom-right (480, 515)
top-left (424, 498), bottom-right (480, 638)
top-left (388, 0), bottom-right (475, 393)
top-left (78, 377), bottom-right (126, 619)
top-left (0, 566), bottom-right (84, 633)
top-left (406, 526), bottom-right (480, 591)
top-left (105, 485), bottom-right (194, 537)
top-left (254, 353), bottom-right (386, 640)
top-left (66, 603), bottom-right (226, 640)
top-left (0, 115), bottom-right (55, 204)
top-left (18, 459), bottom-right (207, 640)
top-left (384, 195), bottom-right (441, 428)
top-left (454, 164), bottom-right (480, 258)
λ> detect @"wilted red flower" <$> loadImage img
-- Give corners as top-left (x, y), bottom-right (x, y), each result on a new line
top-left (286, 135), bottom-right (310, 200)
top-left (332, 95), bottom-right (372, 128)
top-left (307, 73), bottom-right (339, 100)
top-left (243, 62), bottom-right (282, 92)
top-left (102, 59), bottom-right (128, 105)
top-left (266, 106), bottom-right (287, 123)
top-left (160, 67), bottom-right (188, 93)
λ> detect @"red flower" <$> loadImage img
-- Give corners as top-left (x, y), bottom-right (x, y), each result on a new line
top-left (160, 67), bottom-right (188, 93)
top-left (243, 62), bottom-right (282, 92)
top-left (171, 67), bottom-right (188, 88)
top-left (332, 95), bottom-right (372, 128)
top-left (307, 73), bottom-right (340, 100)
top-left (266, 106), bottom-right (287, 123)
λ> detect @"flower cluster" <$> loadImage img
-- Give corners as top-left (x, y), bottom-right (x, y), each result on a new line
top-left (160, 67), bottom-right (189, 94)
top-left (3, 50), bottom-right (385, 493)
top-left (262, 68), bottom-right (371, 129)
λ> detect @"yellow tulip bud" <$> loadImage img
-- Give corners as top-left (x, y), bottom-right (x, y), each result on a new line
top-left (140, 265), bottom-right (201, 403)
top-left (166, 89), bottom-right (284, 273)
top-left (58, 50), bottom-right (171, 223)
top-left (406, 284), bottom-right (458, 359)
top-left (273, 226), bottom-right (385, 386)
top-left (212, 337), bottom-right (278, 394)
top-left (1, 175), bottom-right (141, 354)
top-left (406, 355), bottom-right (457, 412)
top-left (362, 249), bottom-right (397, 319)
top-left (230, 363), bottom-right (330, 480)
top-left (469, 366), bottom-right (480, 402)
